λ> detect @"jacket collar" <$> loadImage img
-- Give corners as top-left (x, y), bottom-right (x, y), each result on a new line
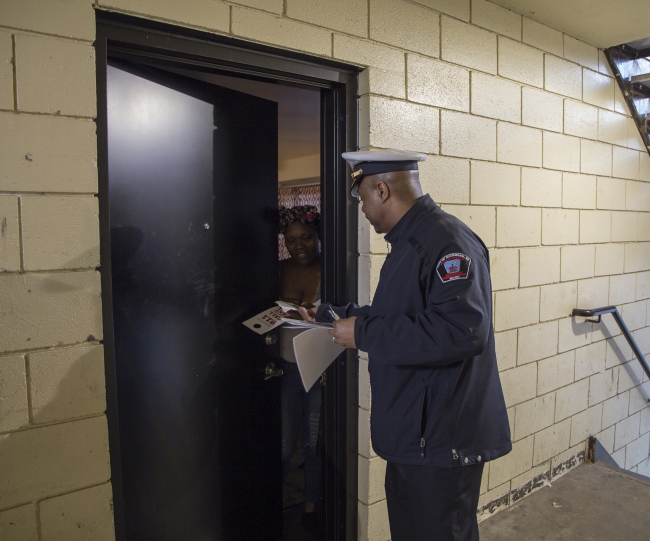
top-left (384, 194), bottom-right (436, 246)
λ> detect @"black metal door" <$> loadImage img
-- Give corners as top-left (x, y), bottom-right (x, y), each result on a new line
top-left (106, 60), bottom-right (281, 541)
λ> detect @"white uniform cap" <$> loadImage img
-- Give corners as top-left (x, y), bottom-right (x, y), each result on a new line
top-left (341, 149), bottom-right (427, 197)
top-left (341, 149), bottom-right (427, 168)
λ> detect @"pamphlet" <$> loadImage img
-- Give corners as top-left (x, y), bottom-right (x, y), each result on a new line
top-left (241, 306), bottom-right (286, 335)
top-left (243, 302), bottom-right (344, 391)
top-left (293, 328), bottom-right (344, 391)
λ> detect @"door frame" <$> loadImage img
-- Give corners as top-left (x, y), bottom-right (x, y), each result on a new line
top-left (95, 11), bottom-right (360, 541)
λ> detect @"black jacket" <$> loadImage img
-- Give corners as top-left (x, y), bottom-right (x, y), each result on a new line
top-left (318, 195), bottom-right (511, 466)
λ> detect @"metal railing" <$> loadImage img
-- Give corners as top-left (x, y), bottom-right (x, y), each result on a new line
top-left (572, 306), bottom-right (650, 380)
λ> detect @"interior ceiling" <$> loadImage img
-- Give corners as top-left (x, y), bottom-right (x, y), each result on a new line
top-left (201, 74), bottom-right (320, 163)
top-left (491, 0), bottom-right (650, 48)
top-left (166, 67), bottom-right (320, 164)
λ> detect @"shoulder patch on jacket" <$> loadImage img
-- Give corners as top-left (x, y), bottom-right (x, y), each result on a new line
top-left (436, 253), bottom-right (471, 283)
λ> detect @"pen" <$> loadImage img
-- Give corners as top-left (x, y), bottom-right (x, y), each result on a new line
top-left (328, 307), bottom-right (341, 321)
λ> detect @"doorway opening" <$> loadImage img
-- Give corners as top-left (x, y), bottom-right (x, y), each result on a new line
top-left (97, 12), bottom-right (359, 541)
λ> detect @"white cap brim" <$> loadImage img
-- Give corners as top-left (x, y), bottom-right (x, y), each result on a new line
top-left (342, 149), bottom-right (427, 168)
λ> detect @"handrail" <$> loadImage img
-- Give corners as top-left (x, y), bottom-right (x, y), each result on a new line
top-left (572, 306), bottom-right (650, 380)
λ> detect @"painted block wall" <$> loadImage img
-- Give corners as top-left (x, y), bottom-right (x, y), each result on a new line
top-left (0, 1), bottom-right (648, 540)
top-left (0, 1), bottom-right (114, 540)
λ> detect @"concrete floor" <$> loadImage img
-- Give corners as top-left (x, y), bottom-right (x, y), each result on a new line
top-left (479, 462), bottom-right (650, 540)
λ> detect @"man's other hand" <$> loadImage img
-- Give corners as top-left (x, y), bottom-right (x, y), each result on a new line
top-left (329, 317), bottom-right (357, 348)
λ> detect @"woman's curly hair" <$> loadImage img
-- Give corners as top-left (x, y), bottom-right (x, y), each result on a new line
top-left (279, 205), bottom-right (321, 235)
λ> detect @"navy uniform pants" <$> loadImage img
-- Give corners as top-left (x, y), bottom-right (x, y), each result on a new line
top-left (385, 461), bottom-right (484, 541)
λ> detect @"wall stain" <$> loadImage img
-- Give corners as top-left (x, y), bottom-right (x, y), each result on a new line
top-left (512, 469), bottom-right (551, 503)
top-left (1, 217), bottom-right (6, 237)
top-left (477, 451), bottom-right (586, 519)
top-left (479, 492), bottom-right (509, 516)
top-left (24, 153), bottom-right (33, 162)
top-left (552, 451), bottom-right (584, 478)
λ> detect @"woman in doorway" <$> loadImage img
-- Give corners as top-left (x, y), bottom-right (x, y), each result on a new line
top-left (279, 205), bottom-right (322, 533)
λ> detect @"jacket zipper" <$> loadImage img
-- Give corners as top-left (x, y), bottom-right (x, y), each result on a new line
top-left (419, 386), bottom-right (428, 458)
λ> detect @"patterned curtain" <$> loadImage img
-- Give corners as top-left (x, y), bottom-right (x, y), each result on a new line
top-left (278, 184), bottom-right (321, 259)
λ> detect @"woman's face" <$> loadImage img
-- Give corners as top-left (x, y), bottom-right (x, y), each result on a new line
top-left (284, 221), bottom-right (319, 266)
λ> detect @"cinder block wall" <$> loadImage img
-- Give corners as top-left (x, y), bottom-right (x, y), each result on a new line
top-left (0, 1), bottom-right (649, 540)
top-left (0, 0), bottom-right (114, 540)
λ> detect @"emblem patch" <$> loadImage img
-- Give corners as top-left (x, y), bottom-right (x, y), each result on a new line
top-left (436, 253), bottom-right (471, 283)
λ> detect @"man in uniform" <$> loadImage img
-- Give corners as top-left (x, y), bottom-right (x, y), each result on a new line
top-left (300, 149), bottom-right (511, 541)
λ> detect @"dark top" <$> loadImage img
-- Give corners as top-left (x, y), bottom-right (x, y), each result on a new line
top-left (317, 195), bottom-right (511, 466)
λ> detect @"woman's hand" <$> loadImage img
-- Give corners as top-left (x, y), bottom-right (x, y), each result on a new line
top-left (298, 306), bottom-right (317, 322)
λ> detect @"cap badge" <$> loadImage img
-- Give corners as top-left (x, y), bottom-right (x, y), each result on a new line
top-left (351, 168), bottom-right (364, 179)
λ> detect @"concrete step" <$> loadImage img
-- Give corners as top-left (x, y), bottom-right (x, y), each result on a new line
top-left (479, 461), bottom-right (650, 541)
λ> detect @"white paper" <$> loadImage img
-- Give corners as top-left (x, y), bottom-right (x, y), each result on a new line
top-left (242, 306), bottom-right (286, 334)
top-left (293, 328), bottom-right (344, 392)
top-left (280, 317), bottom-right (332, 329)
top-left (275, 300), bottom-right (301, 312)
top-left (244, 301), bottom-right (327, 335)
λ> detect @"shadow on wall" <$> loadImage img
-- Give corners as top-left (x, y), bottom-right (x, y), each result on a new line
top-left (608, 331), bottom-right (649, 402)
top-left (573, 314), bottom-right (650, 422)
top-left (0, 309), bottom-right (113, 538)
top-left (36, 243), bottom-right (101, 282)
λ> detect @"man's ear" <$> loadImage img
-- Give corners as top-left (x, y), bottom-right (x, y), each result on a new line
top-left (376, 181), bottom-right (390, 202)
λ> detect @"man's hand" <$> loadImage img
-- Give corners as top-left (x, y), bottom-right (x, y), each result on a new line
top-left (329, 317), bottom-right (357, 348)
top-left (298, 306), bottom-right (317, 322)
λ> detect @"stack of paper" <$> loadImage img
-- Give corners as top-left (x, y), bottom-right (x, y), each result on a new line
top-left (242, 302), bottom-right (344, 391)
top-left (280, 318), bottom-right (332, 329)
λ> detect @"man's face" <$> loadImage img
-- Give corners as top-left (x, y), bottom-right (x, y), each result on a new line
top-left (357, 175), bottom-right (384, 234)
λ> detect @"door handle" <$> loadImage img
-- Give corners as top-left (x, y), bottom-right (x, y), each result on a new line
top-left (265, 333), bottom-right (277, 346)
top-left (264, 362), bottom-right (283, 380)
